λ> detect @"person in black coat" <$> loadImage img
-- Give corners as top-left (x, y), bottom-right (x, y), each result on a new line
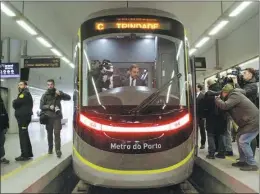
top-left (40, 79), bottom-right (71, 158)
top-left (0, 96), bottom-right (10, 164)
top-left (204, 79), bottom-right (227, 159)
top-left (196, 83), bottom-right (206, 149)
top-left (13, 81), bottom-right (34, 161)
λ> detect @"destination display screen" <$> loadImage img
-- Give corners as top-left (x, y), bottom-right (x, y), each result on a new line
top-left (81, 15), bottom-right (184, 41)
top-left (94, 17), bottom-right (171, 31)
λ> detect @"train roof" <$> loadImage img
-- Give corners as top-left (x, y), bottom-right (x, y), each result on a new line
top-left (85, 7), bottom-right (181, 23)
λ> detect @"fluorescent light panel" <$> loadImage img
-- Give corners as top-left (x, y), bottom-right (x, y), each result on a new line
top-left (62, 57), bottom-right (70, 63)
top-left (229, 1), bottom-right (252, 17)
top-left (51, 48), bottom-right (62, 57)
top-left (69, 63), bottom-right (75, 68)
top-left (36, 37), bottom-right (52, 48)
top-left (189, 48), bottom-right (197, 55)
top-left (208, 20), bottom-right (229, 35)
top-left (16, 20), bottom-right (37, 35)
top-left (195, 37), bottom-right (210, 48)
top-left (1, 2), bottom-right (16, 17)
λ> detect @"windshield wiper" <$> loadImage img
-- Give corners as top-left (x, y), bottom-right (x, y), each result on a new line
top-left (128, 73), bottom-right (182, 115)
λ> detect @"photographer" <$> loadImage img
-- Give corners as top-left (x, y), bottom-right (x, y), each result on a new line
top-left (215, 84), bottom-right (259, 171)
top-left (231, 68), bottom-right (258, 151)
top-left (232, 68), bottom-right (258, 105)
top-left (40, 79), bottom-right (71, 158)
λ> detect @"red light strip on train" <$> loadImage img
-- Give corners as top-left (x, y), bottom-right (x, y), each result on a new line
top-left (79, 113), bottom-right (190, 133)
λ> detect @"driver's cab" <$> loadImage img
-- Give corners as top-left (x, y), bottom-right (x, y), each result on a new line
top-left (80, 34), bottom-right (190, 114)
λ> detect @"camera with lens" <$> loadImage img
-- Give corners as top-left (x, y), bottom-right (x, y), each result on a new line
top-left (216, 66), bottom-right (244, 88)
top-left (54, 106), bottom-right (61, 115)
top-left (88, 59), bottom-right (114, 94)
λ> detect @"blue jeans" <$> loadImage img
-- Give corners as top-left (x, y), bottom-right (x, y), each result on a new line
top-left (224, 119), bottom-right (233, 152)
top-left (207, 133), bottom-right (225, 154)
top-left (237, 130), bottom-right (259, 165)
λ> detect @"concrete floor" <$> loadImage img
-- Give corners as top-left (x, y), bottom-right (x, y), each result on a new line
top-left (1, 122), bottom-right (73, 175)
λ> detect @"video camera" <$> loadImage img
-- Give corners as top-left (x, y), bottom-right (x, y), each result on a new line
top-left (216, 66), bottom-right (245, 87)
top-left (88, 59), bottom-right (114, 93)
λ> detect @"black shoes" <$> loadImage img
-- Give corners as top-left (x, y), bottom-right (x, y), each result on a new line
top-left (48, 148), bottom-right (53, 154)
top-left (56, 150), bottom-right (62, 158)
top-left (200, 145), bottom-right (205, 149)
top-left (215, 153), bottom-right (225, 159)
top-left (48, 147), bottom-right (61, 158)
top-left (15, 156), bottom-right (31, 161)
top-left (240, 164), bottom-right (259, 171)
top-left (1, 158), bottom-right (10, 164)
top-left (206, 154), bottom-right (215, 159)
top-left (225, 151), bottom-right (234, 156)
top-left (232, 161), bottom-right (259, 171)
top-left (232, 161), bottom-right (247, 167)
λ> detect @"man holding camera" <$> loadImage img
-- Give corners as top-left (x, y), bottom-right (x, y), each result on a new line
top-left (215, 84), bottom-right (259, 171)
top-left (232, 68), bottom-right (258, 150)
top-left (40, 79), bottom-right (71, 158)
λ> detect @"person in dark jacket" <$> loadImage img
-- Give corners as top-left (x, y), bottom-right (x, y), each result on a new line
top-left (232, 68), bottom-right (258, 150)
top-left (204, 79), bottom-right (227, 159)
top-left (196, 83), bottom-right (206, 149)
top-left (215, 84), bottom-right (259, 171)
top-left (40, 79), bottom-right (71, 158)
top-left (233, 68), bottom-right (258, 104)
top-left (0, 96), bottom-right (10, 164)
top-left (13, 80), bottom-right (33, 161)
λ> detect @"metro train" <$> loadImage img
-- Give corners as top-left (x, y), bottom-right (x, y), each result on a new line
top-left (72, 7), bottom-right (197, 189)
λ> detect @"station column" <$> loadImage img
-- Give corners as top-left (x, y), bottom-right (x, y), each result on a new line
top-left (2, 38), bottom-right (23, 134)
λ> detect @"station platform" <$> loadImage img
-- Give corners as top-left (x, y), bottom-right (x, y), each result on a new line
top-left (196, 136), bottom-right (259, 193)
top-left (1, 122), bottom-right (73, 193)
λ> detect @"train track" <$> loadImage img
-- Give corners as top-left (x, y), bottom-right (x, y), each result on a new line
top-left (72, 180), bottom-right (199, 194)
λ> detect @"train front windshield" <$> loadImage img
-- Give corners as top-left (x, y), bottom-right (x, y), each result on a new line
top-left (81, 35), bottom-right (188, 114)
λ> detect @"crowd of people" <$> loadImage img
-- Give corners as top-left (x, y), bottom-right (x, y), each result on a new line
top-left (0, 79), bottom-right (71, 164)
top-left (196, 68), bottom-right (259, 171)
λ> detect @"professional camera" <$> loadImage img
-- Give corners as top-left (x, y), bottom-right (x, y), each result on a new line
top-left (216, 66), bottom-right (244, 87)
top-left (55, 106), bottom-right (61, 115)
top-left (88, 59), bottom-right (114, 94)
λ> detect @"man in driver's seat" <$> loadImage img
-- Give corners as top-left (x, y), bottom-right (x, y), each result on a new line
top-left (122, 64), bottom-right (146, 87)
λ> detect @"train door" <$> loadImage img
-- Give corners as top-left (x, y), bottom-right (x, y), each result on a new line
top-left (189, 56), bottom-right (198, 156)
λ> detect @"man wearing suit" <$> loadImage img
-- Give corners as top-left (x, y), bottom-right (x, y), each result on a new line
top-left (122, 64), bottom-right (146, 86)
top-left (196, 83), bottom-right (206, 149)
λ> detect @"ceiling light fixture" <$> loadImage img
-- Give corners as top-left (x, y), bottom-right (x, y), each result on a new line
top-left (16, 20), bottom-right (37, 35)
top-left (51, 48), bottom-right (62, 57)
top-left (0, 79), bottom-right (4, 82)
top-left (36, 37), bottom-right (52, 48)
top-left (61, 57), bottom-right (70, 63)
top-left (208, 20), bottom-right (229, 35)
top-left (189, 48), bottom-right (197, 56)
top-left (195, 37), bottom-right (210, 48)
top-left (1, 2), bottom-right (16, 17)
top-left (69, 63), bottom-right (75, 68)
top-left (229, 1), bottom-right (252, 17)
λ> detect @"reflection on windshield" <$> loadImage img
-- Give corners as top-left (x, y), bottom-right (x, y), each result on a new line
top-left (82, 35), bottom-right (187, 110)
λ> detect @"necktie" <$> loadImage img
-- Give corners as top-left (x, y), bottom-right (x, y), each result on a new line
top-left (131, 79), bottom-right (134, 86)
